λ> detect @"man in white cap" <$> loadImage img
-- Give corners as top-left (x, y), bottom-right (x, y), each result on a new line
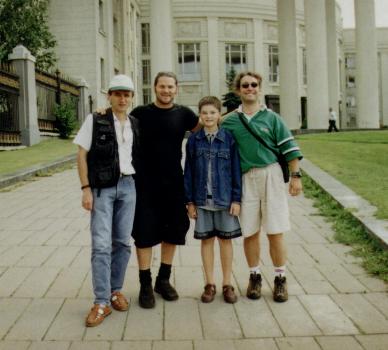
top-left (74, 74), bottom-right (139, 327)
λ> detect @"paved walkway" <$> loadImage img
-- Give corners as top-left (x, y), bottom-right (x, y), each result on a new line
top-left (0, 168), bottom-right (387, 350)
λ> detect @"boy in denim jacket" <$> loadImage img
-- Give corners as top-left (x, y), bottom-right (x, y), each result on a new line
top-left (184, 96), bottom-right (242, 303)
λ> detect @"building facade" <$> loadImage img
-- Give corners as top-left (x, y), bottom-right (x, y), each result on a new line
top-left (48, 0), bottom-right (387, 129)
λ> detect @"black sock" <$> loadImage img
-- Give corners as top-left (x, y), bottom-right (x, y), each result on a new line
top-left (157, 263), bottom-right (172, 280)
top-left (139, 269), bottom-right (152, 285)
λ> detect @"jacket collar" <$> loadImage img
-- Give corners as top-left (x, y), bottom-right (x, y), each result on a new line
top-left (195, 128), bottom-right (226, 143)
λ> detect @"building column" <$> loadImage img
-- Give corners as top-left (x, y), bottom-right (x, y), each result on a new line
top-left (277, 0), bottom-right (300, 129)
top-left (207, 17), bottom-right (219, 97)
top-left (150, 0), bottom-right (173, 80)
top-left (326, 0), bottom-right (340, 120)
top-left (76, 78), bottom-right (89, 124)
top-left (253, 19), bottom-right (264, 75)
top-left (8, 45), bottom-right (40, 146)
top-left (381, 51), bottom-right (388, 127)
top-left (304, 0), bottom-right (329, 129)
top-left (355, 0), bottom-right (379, 128)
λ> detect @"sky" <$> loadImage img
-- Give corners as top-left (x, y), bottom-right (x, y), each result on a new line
top-left (337, 0), bottom-right (388, 28)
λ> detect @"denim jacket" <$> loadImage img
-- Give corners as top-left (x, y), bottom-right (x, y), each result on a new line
top-left (184, 128), bottom-right (242, 209)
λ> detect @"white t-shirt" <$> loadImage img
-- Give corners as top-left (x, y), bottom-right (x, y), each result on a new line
top-left (329, 111), bottom-right (337, 121)
top-left (73, 113), bottom-right (135, 175)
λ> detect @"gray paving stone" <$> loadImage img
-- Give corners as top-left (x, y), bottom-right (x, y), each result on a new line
top-left (342, 263), bottom-right (367, 276)
top-left (45, 267), bottom-right (89, 298)
top-left (0, 230), bottom-right (35, 245)
top-left (69, 341), bottom-right (110, 350)
top-left (317, 264), bottom-right (367, 293)
top-left (6, 298), bottom-right (64, 341)
top-left (174, 266), bottom-right (204, 298)
top-left (275, 337), bottom-right (321, 350)
top-left (45, 299), bottom-right (88, 341)
top-left (295, 228), bottom-right (329, 244)
top-left (77, 271), bottom-right (94, 298)
top-left (233, 339), bottom-right (278, 350)
top-left (28, 341), bottom-right (71, 350)
top-left (364, 292), bottom-right (388, 318)
top-left (13, 267), bottom-right (60, 297)
top-left (355, 334), bottom-right (388, 350)
top-left (327, 244), bottom-right (363, 264)
top-left (44, 229), bottom-right (78, 246)
top-left (234, 298), bottom-right (282, 338)
top-left (266, 296), bottom-right (321, 336)
top-left (123, 301), bottom-right (163, 340)
top-left (194, 340), bottom-right (236, 350)
top-left (0, 341), bottom-right (31, 350)
top-left (357, 275), bottom-right (387, 292)
top-left (288, 265), bottom-right (336, 294)
top-left (68, 231), bottom-right (91, 246)
top-left (111, 341), bottom-right (152, 350)
top-left (331, 294), bottom-right (388, 333)
top-left (15, 246), bottom-right (56, 267)
top-left (0, 246), bottom-right (31, 266)
top-left (21, 230), bottom-right (56, 246)
top-left (199, 299), bottom-right (242, 339)
top-left (298, 295), bottom-right (358, 335)
top-left (303, 243), bottom-right (343, 264)
top-left (70, 247), bottom-right (91, 268)
top-left (0, 298), bottom-right (31, 339)
top-left (43, 247), bottom-right (81, 268)
top-left (152, 340), bottom-right (193, 350)
top-left (0, 267), bottom-right (32, 297)
top-left (165, 298), bottom-right (202, 340)
top-left (316, 336), bottom-right (364, 350)
top-left (178, 246), bottom-right (202, 266)
top-left (286, 245), bottom-right (317, 266)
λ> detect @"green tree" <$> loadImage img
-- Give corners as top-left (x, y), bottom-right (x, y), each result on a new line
top-left (54, 96), bottom-right (78, 139)
top-left (222, 66), bottom-right (241, 113)
top-left (0, 0), bottom-right (56, 70)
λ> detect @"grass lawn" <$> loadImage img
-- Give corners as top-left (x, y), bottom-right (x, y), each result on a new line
top-left (296, 130), bottom-right (388, 219)
top-left (0, 138), bottom-right (77, 176)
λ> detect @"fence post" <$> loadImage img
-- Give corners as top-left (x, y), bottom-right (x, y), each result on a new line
top-left (76, 78), bottom-right (89, 123)
top-left (8, 45), bottom-right (40, 146)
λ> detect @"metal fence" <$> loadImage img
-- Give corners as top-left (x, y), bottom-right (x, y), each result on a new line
top-left (35, 69), bottom-right (80, 132)
top-left (0, 63), bottom-right (20, 145)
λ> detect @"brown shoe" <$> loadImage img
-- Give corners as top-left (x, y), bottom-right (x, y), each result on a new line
top-left (246, 273), bottom-right (262, 300)
top-left (222, 285), bottom-right (237, 304)
top-left (85, 304), bottom-right (112, 327)
top-left (201, 284), bottom-right (216, 303)
top-left (273, 276), bottom-right (288, 302)
top-left (111, 291), bottom-right (129, 311)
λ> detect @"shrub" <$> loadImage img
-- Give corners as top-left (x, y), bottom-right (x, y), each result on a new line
top-left (54, 96), bottom-right (78, 139)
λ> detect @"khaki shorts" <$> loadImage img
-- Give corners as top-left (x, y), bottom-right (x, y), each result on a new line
top-left (240, 163), bottom-right (290, 236)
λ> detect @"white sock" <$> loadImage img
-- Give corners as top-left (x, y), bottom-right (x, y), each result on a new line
top-left (274, 265), bottom-right (286, 277)
top-left (249, 265), bottom-right (261, 275)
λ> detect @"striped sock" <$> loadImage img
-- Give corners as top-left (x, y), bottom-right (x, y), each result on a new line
top-left (274, 265), bottom-right (286, 277)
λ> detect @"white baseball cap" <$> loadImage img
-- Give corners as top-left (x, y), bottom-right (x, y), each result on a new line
top-left (108, 74), bottom-right (134, 92)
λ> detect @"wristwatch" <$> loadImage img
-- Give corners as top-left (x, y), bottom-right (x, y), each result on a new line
top-left (290, 171), bottom-right (302, 178)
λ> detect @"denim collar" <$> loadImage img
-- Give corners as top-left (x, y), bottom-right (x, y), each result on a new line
top-left (195, 128), bottom-right (226, 143)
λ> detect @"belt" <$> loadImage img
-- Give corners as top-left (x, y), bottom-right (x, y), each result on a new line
top-left (120, 173), bottom-right (132, 177)
top-left (207, 195), bottom-right (212, 199)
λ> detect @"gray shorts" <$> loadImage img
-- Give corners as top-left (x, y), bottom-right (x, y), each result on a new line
top-left (194, 208), bottom-right (242, 240)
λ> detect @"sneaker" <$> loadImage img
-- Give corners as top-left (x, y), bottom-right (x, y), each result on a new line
top-left (111, 291), bottom-right (129, 311)
top-left (201, 284), bottom-right (216, 303)
top-left (273, 276), bottom-right (288, 302)
top-left (154, 277), bottom-right (179, 301)
top-left (222, 285), bottom-right (237, 304)
top-left (246, 272), bottom-right (262, 299)
top-left (139, 284), bottom-right (155, 308)
top-left (85, 304), bottom-right (112, 327)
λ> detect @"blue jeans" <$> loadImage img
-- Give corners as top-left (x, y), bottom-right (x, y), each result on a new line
top-left (90, 176), bottom-right (136, 305)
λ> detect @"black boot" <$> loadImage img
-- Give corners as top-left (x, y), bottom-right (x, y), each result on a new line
top-left (154, 263), bottom-right (178, 301)
top-left (138, 269), bottom-right (155, 308)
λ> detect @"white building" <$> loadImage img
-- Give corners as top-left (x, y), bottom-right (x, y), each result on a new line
top-left (48, 0), bottom-right (387, 129)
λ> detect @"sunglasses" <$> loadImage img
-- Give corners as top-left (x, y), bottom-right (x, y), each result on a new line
top-left (241, 82), bottom-right (259, 89)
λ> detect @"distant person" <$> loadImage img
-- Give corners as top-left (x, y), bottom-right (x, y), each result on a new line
top-left (184, 96), bottom-right (242, 304)
top-left (222, 71), bottom-right (303, 303)
top-left (74, 75), bottom-right (139, 327)
top-left (328, 107), bottom-right (339, 132)
top-left (131, 72), bottom-right (199, 309)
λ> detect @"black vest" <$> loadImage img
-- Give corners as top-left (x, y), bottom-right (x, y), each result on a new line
top-left (87, 108), bottom-right (140, 189)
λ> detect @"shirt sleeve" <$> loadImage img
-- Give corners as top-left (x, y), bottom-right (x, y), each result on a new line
top-left (73, 114), bottom-right (93, 151)
top-left (185, 107), bottom-right (199, 131)
top-left (274, 115), bottom-right (303, 162)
